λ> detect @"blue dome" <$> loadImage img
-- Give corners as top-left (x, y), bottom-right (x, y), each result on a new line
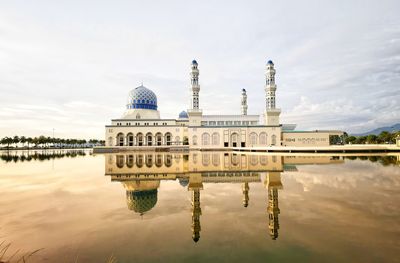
top-left (179, 110), bottom-right (188, 119)
top-left (127, 85), bottom-right (158, 110)
top-left (192, 59), bottom-right (198, 65)
top-left (178, 178), bottom-right (189, 187)
top-left (267, 60), bottom-right (274, 65)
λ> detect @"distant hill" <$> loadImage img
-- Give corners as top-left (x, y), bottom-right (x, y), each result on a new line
top-left (352, 123), bottom-right (400, 136)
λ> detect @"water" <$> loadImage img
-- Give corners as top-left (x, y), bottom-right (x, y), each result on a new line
top-left (0, 150), bottom-right (399, 263)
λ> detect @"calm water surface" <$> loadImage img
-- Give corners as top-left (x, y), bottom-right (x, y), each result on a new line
top-left (0, 150), bottom-right (399, 263)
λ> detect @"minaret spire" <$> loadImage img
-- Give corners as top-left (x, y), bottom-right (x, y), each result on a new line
top-left (265, 60), bottom-right (276, 110)
top-left (264, 60), bottom-right (281, 126)
top-left (190, 60), bottom-right (200, 111)
top-left (241, 89), bottom-right (248, 115)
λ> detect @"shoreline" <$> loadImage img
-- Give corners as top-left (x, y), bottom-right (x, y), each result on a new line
top-left (93, 144), bottom-right (400, 154)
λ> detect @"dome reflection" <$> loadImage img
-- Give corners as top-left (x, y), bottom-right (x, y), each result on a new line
top-left (105, 152), bottom-right (345, 242)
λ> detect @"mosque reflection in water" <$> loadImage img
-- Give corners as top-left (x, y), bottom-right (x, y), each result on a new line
top-left (105, 152), bottom-right (343, 242)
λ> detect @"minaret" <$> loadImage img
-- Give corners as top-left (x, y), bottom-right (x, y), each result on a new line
top-left (191, 188), bottom-right (201, 243)
top-left (242, 182), bottom-right (249, 207)
top-left (187, 60), bottom-right (203, 127)
top-left (265, 60), bottom-right (276, 110)
top-left (241, 89), bottom-right (248, 115)
top-left (190, 60), bottom-right (200, 111)
top-left (188, 173), bottom-right (203, 243)
top-left (265, 172), bottom-right (283, 240)
top-left (264, 60), bottom-right (281, 126)
top-left (268, 187), bottom-right (280, 240)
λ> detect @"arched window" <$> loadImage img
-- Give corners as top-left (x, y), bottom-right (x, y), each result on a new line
top-left (126, 155), bottom-right (134, 168)
top-left (259, 132), bottom-right (267, 145)
top-left (212, 132), bottom-right (220, 145)
top-left (175, 136), bottom-right (180, 145)
top-left (155, 154), bottom-right (163, 167)
top-left (136, 154), bottom-right (143, 167)
top-left (202, 133), bottom-right (210, 146)
top-left (271, 135), bottom-right (277, 146)
top-left (212, 153), bottom-right (220, 166)
top-left (183, 136), bottom-right (189, 145)
top-left (250, 155), bottom-right (258, 166)
top-left (116, 133), bottom-right (125, 146)
top-left (231, 133), bottom-right (239, 147)
top-left (146, 133), bottom-right (153, 146)
top-left (231, 154), bottom-right (240, 166)
top-left (192, 135), bottom-right (198, 145)
top-left (249, 132), bottom-right (257, 146)
top-left (164, 154), bottom-right (172, 167)
top-left (136, 133), bottom-right (144, 146)
top-left (116, 155), bottom-right (125, 168)
top-left (260, 156), bottom-right (268, 165)
top-left (127, 133), bottom-right (134, 146)
top-left (165, 133), bottom-right (172, 146)
top-left (202, 153), bottom-right (210, 166)
top-left (155, 133), bottom-right (163, 146)
top-left (108, 137), bottom-right (113, 146)
top-left (145, 154), bottom-right (153, 167)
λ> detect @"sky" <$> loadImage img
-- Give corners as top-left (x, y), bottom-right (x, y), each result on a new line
top-left (0, 0), bottom-right (399, 139)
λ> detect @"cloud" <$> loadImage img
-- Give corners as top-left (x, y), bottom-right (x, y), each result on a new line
top-left (0, 0), bottom-right (399, 137)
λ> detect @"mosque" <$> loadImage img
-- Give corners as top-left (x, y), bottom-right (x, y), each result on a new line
top-left (104, 152), bottom-right (344, 242)
top-left (103, 60), bottom-right (343, 150)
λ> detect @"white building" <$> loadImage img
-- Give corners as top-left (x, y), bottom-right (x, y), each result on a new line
top-left (104, 60), bottom-right (342, 150)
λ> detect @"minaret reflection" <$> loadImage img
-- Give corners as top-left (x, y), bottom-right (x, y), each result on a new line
top-left (104, 153), bottom-right (341, 242)
top-left (265, 172), bottom-right (283, 240)
top-left (242, 182), bottom-right (249, 207)
top-left (188, 173), bottom-right (203, 243)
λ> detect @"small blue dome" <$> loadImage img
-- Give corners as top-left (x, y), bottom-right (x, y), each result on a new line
top-left (179, 110), bottom-right (188, 119)
top-left (192, 59), bottom-right (198, 65)
top-left (126, 85), bottom-right (158, 110)
top-left (267, 60), bottom-right (274, 65)
top-left (179, 178), bottom-right (189, 187)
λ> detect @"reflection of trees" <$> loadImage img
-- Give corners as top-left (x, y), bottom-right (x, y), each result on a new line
top-left (345, 156), bottom-right (398, 166)
top-left (0, 150), bottom-right (87, 163)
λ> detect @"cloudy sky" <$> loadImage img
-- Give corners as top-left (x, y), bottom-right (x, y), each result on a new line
top-left (0, 0), bottom-right (399, 139)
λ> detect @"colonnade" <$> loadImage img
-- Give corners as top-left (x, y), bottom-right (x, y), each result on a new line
top-left (111, 132), bottom-right (189, 147)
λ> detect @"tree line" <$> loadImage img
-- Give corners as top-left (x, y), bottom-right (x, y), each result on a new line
top-left (0, 135), bottom-right (105, 149)
top-left (1, 150), bottom-right (87, 163)
top-left (345, 131), bottom-right (400, 144)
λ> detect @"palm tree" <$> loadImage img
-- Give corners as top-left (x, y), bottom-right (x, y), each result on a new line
top-left (20, 136), bottom-right (27, 148)
top-left (38, 136), bottom-right (46, 148)
top-left (4, 137), bottom-right (13, 149)
top-left (32, 137), bottom-right (39, 148)
top-left (0, 137), bottom-right (6, 148)
top-left (13, 136), bottom-right (20, 148)
top-left (27, 137), bottom-right (33, 149)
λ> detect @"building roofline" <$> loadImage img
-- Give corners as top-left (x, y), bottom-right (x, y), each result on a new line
top-left (202, 114), bottom-right (259, 118)
top-left (111, 118), bottom-right (177, 121)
